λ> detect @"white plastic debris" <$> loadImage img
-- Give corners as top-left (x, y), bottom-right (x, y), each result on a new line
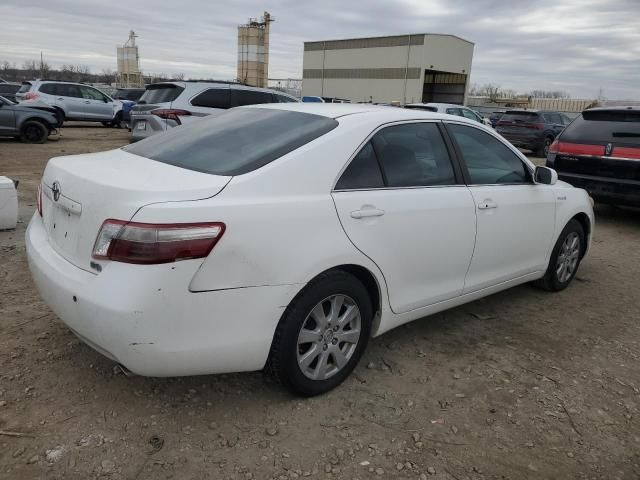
top-left (0, 177), bottom-right (18, 230)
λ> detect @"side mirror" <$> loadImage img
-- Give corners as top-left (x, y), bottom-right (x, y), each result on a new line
top-left (534, 166), bottom-right (557, 185)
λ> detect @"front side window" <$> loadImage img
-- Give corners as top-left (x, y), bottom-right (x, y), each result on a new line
top-left (191, 88), bottom-right (231, 109)
top-left (335, 122), bottom-right (456, 190)
top-left (80, 86), bottom-right (106, 101)
top-left (448, 124), bottom-right (529, 184)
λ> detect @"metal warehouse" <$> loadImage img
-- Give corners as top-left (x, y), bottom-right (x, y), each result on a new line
top-left (302, 33), bottom-right (474, 105)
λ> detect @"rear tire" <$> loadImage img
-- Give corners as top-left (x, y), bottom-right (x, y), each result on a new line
top-left (534, 219), bottom-right (585, 291)
top-left (266, 271), bottom-right (373, 396)
top-left (110, 112), bottom-right (124, 128)
top-left (20, 120), bottom-right (48, 144)
top-left (537, 137), bottom-right (553, 157)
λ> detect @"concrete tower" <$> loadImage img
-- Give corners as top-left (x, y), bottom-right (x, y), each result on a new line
top-left (237, 12), bottom-right (274, 87)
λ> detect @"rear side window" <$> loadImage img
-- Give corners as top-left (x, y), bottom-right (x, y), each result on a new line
top-left (335, 142), bottom-right (384, 190)
top-left (561, 110), bottom-right (640, 146)
top-left (138, 84), bottom-right (184, 104)
top-left (448, 124), bottom-right (529, 184)
top-left (373, 123), bottom-right (455, 187)
top-left (190, 88), bottom-right (231, 109)
top-left (500, 112), bottom-right (540, 123)
top-left (56, 84), bottom-right (82, 98)
top-left (123, 108), bottom-right (338, 176)
top-left (336, 123), bottom-right (456, 189)
top-left (231, 90), bottom-right (273, 106)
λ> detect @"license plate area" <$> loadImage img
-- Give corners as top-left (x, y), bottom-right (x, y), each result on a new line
top-left (137, 121), bottom-right (146, 130)
top-left (47, 203), bottom-right (80, 253)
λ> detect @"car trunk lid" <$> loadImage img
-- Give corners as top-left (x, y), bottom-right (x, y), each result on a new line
top-left (40, 148), bottom-right (230, 272)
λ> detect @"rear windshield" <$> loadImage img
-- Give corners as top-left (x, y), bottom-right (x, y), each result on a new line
top-left (561, 110), bottom-right (640, 145)
top-left (123, 108), bottom-right (339, 175)
top-left (404, 105), bottom-right (438, 112)
top-left (18, 82), bottom-right (32, 93)
top-left (500, 112), bottom-right (540, 122)
top-left (138, 84), bottom-right (184, 105)
top-left (116, 89), bottom-right (144, 101)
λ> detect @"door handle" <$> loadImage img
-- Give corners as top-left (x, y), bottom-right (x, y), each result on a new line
top-left (478, 201), bottom-right (498, 210)
top-left (84, 100), bottom-right (91, 104)
top-left (57, 97), bottom-right (64, 100)
top-left (351, 208), bottom-right (385, 219)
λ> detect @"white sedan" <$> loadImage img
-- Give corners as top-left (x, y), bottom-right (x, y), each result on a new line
top-left (26, 103), bottom-right (594, 396)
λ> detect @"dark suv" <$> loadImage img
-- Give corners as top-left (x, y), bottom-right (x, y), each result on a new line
top-left (496, 110), bottom-right (567, 157)
top-left (547, 107), bottom-right (640, 206)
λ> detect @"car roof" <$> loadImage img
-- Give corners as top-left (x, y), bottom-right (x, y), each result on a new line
top-left (242, 102), bottom-right (483, 124)
top-left (149, 81), bottom-right (297, 98)
top-left (585, 106), bottom-right (640, 112)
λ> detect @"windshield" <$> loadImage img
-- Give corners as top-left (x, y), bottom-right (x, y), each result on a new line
top-left (561, 110), bottom-right (640, 146)
top-left (124, 108), bottom-right (339, 175)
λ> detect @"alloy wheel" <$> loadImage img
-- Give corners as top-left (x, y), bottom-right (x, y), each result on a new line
top-left (296, 294), bottom-right (361, 381)
top-left (556, 232), bottom-right (581, 283)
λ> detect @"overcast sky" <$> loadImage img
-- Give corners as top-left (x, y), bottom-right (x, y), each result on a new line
top-left (1, 0), bottom-right (638, 99)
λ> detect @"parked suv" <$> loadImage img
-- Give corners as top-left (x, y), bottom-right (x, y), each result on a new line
top-left (15, 80), bottom-right (123, 127)
top-left (547, 107), bottom-right (640, 206)
top-left (129, 81), bottom-right (298, 142)
top-left (496, 110), bottom-right (567, 156)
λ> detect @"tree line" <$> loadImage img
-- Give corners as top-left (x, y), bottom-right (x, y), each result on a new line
top-left (0, 60), bottom-right (185, 85)
top-left (469, 83), bottom-right (571, 100)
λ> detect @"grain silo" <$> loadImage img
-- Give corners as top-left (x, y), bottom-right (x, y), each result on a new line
top-left (116, 31), bottom-right (144, 88)
top-left (237, 12), bottom-right (273, 88)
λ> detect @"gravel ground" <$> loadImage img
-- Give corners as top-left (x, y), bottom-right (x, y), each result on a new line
top-left (1, 125), bottom-right (639, 480)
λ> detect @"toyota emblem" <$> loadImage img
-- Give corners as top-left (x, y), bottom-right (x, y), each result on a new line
top-left (52, 181), bottom-right (61, 202)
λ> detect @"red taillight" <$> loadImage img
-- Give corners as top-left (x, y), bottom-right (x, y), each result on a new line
top-left (25, 92), bottom-right (39, 100)
top-left (36, 183), bottom-right (43, 217)
top-left (151, 108), bottom-right (192, 125)
top-left (548, 139), bottom-right (560, 154)
top-left (92, 220), bottom-right (225, 265)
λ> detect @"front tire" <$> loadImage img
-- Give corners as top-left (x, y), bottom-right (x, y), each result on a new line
top-left (266, 271), bottom-right (373, 396)
top-left (20, 120), bottom-right (48, 144)
top-left (534, 219), bottom-right (585, 291)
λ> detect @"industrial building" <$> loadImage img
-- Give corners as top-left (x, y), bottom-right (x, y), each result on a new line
top-left (302, 33), bottom-right (474, 105)
top-left (116, 31), bottom-right (144, 88)
top-left (237, 12), bottom-right (273, 88)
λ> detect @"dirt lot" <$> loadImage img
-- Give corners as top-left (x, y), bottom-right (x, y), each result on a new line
top-left (1, 125), bottom-right (639, 480)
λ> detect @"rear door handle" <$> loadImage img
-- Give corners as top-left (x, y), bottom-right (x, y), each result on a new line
top-left (351, 208), bottom-right (385, 219)
top-left (84, 100), bottom-right (91, 104)
top-left (478, 201), bottom-right (497, 210)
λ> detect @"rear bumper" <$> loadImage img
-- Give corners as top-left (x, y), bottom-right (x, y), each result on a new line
top-left (557, 172), bottom-right (640, 207)
top-left (26, 214), bottom-right (300, 376)
top-left (129, 114), bottom-right (171, 142)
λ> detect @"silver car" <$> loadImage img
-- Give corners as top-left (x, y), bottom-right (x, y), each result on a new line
top-left (405, 102), bottom-right (493, 127)
top-left (15, 80), bottom-right (123, 127)
top-left (129, 81), bottom-right (298, 142)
